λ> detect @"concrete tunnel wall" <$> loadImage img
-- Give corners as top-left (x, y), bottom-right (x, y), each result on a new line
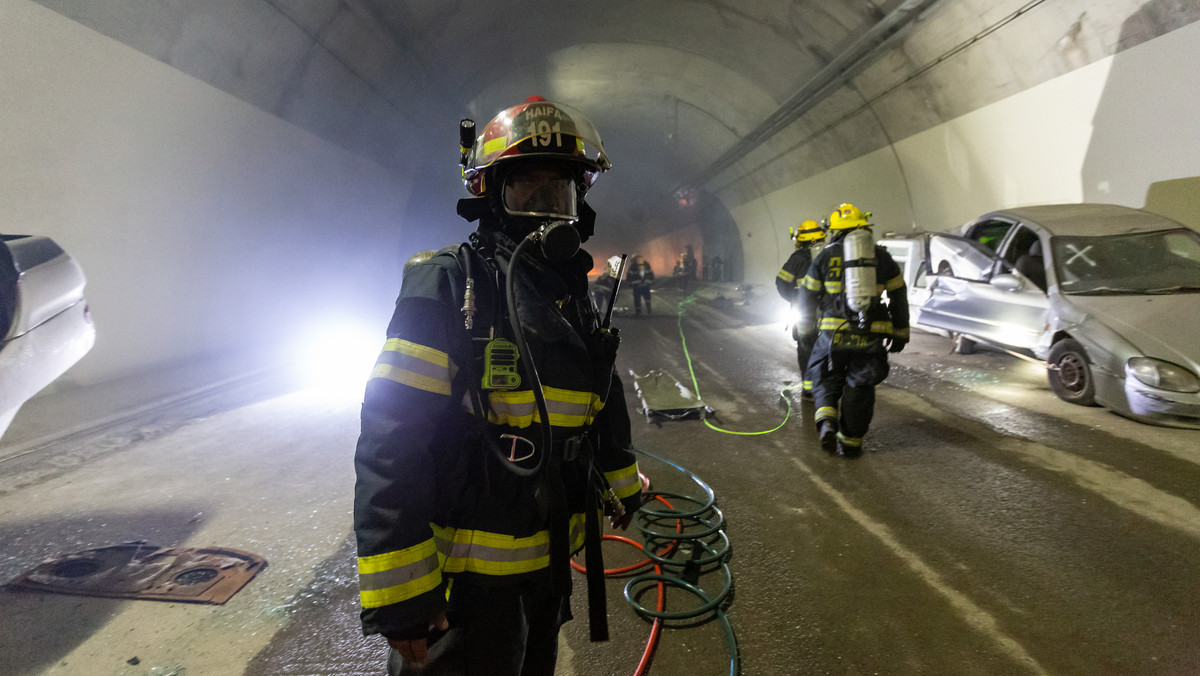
top-left (721, 13), bottom-right (1200, 290)
top-left (1, 0), bottom-right (411, 390)
top-left (2, 0), bottom-right (1199, 403)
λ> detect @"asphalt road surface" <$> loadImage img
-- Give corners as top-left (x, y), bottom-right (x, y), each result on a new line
top-left (2, 282), bottom-right (1197, 675)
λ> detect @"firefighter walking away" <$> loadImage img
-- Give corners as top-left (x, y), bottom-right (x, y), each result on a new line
top-left (776, 219), bottom-right (826, 396)
top-left (796, 203), bottom-right (909, 458)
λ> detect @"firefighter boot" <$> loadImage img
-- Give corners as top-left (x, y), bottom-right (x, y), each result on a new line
top-left (816, 420), bottom-right (838, 453)
top-left (836, 436), bottom-right (863, 459)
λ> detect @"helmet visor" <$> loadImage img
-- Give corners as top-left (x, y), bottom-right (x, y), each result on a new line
top-left (501, 162), bottom-right (578, 221)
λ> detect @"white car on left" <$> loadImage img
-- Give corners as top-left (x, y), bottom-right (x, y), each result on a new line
top-left (1, 234), bottom-right (95, 440)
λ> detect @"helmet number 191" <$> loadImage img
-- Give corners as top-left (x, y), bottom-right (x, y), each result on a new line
top-left (527, 120), bottom-right (562, 148)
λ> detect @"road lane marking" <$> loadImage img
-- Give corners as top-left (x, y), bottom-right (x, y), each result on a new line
top-left (789, 455), bottom-right (1050, 675)
top-left (885, 389), bottom-right (1200, 541)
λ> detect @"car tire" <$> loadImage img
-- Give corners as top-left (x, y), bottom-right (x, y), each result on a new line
top-left (953, 333), bottom-right (976, 355)
top-left (1048, 338), bottom-right (1097, 406)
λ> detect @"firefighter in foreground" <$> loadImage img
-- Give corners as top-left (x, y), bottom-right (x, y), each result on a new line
top-left (775, 219), bottom-right (826, 396)
top-left (353, 96), bottom-right (643, 675)
top-left (796, 204), bottom-right (909, 458)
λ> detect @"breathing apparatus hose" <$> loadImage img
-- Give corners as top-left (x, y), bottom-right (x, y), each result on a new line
top-left (675, 294), bottom-right (798, 436)
top-left (572, 448), bottom-right (738, 676)
top-left (475, 230), bottom-right (553, 478)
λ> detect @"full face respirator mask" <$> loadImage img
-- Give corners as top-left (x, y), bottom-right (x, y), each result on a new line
top-left (501, 163), bottom-right (583, 262)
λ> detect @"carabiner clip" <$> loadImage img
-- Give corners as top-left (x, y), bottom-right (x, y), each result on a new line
top-left (500, 434), bottom-right (536, 462)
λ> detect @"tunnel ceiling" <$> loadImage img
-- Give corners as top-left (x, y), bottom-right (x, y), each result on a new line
top-left (32, 0), bottom-right (933, 247)
top-left (349, 0), bottom-right (933, 246)
top-left (31, 0), bottom-right (1200, 250)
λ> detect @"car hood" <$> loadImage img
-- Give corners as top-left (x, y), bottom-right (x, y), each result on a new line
top-left (1061, 294), bottom-right (1200, 370)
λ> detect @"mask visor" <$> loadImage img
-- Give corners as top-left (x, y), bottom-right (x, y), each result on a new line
top-left (502, 164), bottom-right (578, 221)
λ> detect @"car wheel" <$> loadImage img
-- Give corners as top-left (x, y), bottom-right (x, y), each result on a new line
top-left (953, 333), bottom-right (976, 355)
top-left (1048, 338), bottom-right (1097, 406)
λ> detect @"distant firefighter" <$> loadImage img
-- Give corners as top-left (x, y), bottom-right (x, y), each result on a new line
top-left (628, 254), bottom-right (655, 315)
top-left (592, 254), bottom-right (623, 318)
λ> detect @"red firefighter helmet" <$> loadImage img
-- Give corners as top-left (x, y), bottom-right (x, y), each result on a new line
top-left (462, 96), bottom-right (611, 198)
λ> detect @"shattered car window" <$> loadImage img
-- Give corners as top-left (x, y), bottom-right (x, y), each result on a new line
top-left (1052, 228), bottom-right (1200, 295)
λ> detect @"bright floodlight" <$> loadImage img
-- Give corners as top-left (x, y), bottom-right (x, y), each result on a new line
top-left (296, 323), bottom-right (382, 399)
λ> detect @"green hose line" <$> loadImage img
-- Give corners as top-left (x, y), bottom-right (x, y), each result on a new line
top-left (628, 448), bottom-right (739, 675)
top-left (675, 294), bottom-right (797, 436)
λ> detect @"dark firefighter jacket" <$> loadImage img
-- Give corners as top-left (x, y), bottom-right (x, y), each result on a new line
top-left (775, 247), bottom-right (815, 304)
top-left (628, 260), bottom-right (654, 289)
top-left (353, 244), bottom-right (642, 639)
top-left (797, 232), bottom-right (910, 350)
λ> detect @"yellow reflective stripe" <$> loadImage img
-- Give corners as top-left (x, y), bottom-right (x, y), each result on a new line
top-left (433, 516), bottom-right (588, 575)
top-left (371, 338), bottom-right (453, 396)
top-left (604, 462), bottom-right (642, 500)
top-left (438, 527), bottom-right (549, 576)
top-left (569, 512), bottom-right (587, 552)
top-left (777, 269), bottom-right (796, 283)
top-left (893, 327), bottom-right (910, 339)
top-left (487, 389), bottom-right (536, 427)
top-left (884, 274), bottom-right (906, 291)
top-left (825, 281), bottom-right (843, 293)
top-left (357, 538), bottom-right (441, 609)
top-left (543, 385), bottom-right (603, 426)
top-left (837, 433), bottom-right (863, 447)
top-left (487, 387), bottom-right (603, 428)
top-left (815, 406), bottom-right (838, 422)
top-left (801, 275), bottom-right (823, 291)
top-left (483, 136), bottom-right (508, 155)
top-left (801, 380), bottom-right (812, 391)
top-left (818, 318), bottom-right (894, 334)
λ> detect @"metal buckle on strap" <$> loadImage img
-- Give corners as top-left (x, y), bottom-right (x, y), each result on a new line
top-left (560, 435), bottom-right (584, 462)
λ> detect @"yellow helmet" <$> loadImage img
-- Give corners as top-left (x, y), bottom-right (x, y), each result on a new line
top-left (828, 203), bottom-right (872, 230)
top-left (790, 219), bottom-right (825, 246)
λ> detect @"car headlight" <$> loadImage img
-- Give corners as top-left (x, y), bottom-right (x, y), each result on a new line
top-left (1126, 357), bottom-right (1200, 393)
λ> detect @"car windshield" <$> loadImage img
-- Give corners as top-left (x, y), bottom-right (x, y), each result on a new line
top-left (1052, 228), bottom-right (1200, 295)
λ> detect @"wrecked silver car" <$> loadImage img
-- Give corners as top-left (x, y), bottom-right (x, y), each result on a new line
top-left (1, 234), bottom-right (95, 440)
top-left (916, 204), bottom-right (1200, 428)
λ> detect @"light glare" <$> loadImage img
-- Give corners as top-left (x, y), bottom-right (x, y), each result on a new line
top-left (296, 324), bottom-right (382, 399)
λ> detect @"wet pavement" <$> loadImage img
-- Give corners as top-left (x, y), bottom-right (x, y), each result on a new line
top-left (2, 282), bottom-right (1198, 675)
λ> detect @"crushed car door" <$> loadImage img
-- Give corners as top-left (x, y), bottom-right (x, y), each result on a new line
top-left (918, 233), bottom-right (1049, 350)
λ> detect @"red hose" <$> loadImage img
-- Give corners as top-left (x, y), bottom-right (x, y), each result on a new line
top-left (572, 489), bottom-right (678, 675)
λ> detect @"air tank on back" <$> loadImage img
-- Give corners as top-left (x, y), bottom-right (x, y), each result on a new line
top-left (842, 228), bottom-right (877, 328)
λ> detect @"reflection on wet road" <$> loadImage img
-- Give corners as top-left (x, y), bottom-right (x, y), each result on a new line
top-left (1, 283), bottom-right (1197, 675)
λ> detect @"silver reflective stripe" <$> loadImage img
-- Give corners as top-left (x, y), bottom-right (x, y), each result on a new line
top-left (371, 339), bottom-right (453, 395)
top-left (488, 393), bottom-right (536, 422)
top-left (605, 464), bottom-right (642, 500)
top-left (358, 551), bottom-right (440, 592)
top-left (487, 387), bottom-right (601, 428)
top-left (444, 538), bottom-right (547, 564)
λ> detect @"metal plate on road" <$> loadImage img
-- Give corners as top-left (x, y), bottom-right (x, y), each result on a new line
top-left (5, 541), bottom-right (267, 604)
